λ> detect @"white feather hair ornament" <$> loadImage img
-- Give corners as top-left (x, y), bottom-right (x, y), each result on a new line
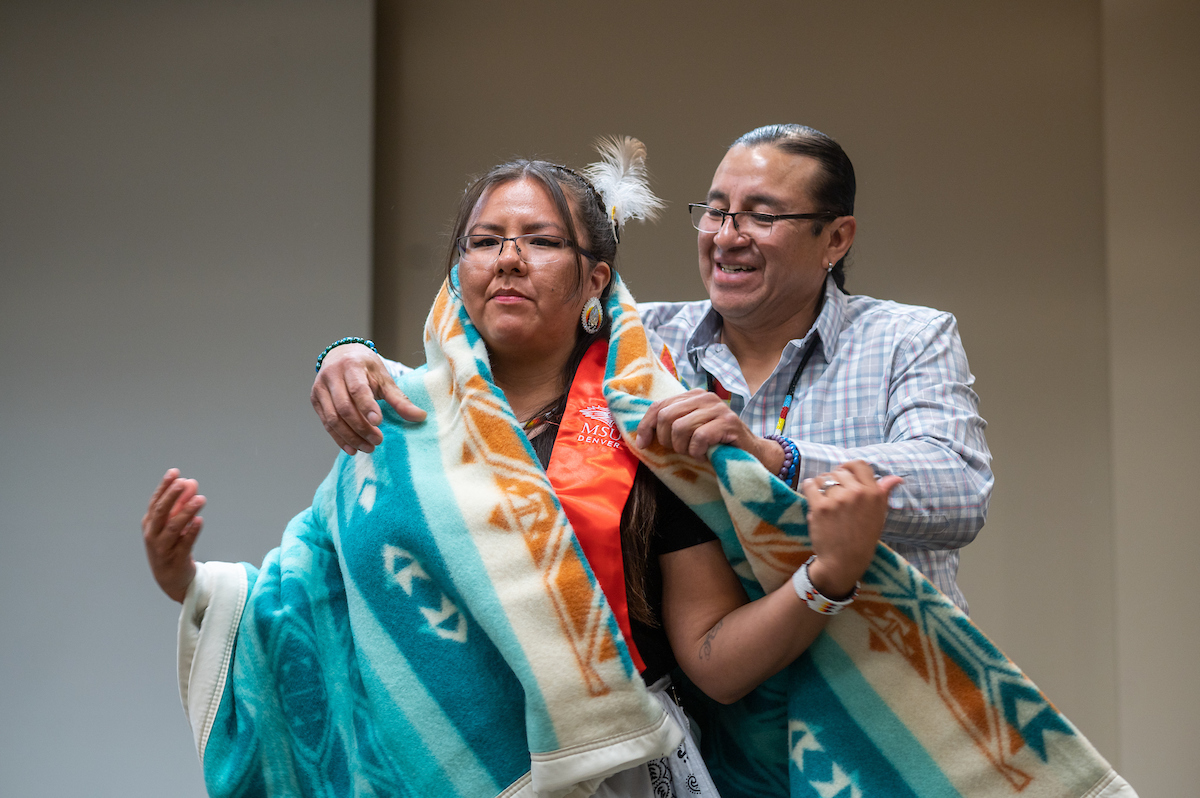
top-left (581, 136), bottom-right (665, 243)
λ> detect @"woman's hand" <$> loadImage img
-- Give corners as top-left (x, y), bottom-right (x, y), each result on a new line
top-left (661, 460), bottom-right (900, 704)
top-left (801, 461), bottom-right (903, 599)
top-left (310, 343), bottom-right (426, 455)
top-left (142, 469), bottom-right (205, 603)
top-left (634, 389), bottom-right (785, 475)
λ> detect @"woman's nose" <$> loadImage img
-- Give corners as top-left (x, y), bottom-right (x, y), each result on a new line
top-left (495, 238), bottom-right (525, 272)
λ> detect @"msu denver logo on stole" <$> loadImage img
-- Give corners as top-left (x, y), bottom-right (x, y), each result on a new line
top-left (577, 405), bottom-right (623, 450)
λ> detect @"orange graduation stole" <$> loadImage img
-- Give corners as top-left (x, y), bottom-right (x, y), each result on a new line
top-left (546, 340), bottom-right (646, 673)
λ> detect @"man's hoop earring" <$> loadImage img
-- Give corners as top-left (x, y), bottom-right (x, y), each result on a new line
top-left (580, 296), bottom-right (604, 334)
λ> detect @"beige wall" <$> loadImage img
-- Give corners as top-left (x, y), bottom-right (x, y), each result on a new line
top-left (1105, 1), bottom-right (1200, 793)
top-left (375, 0), bottom-right (1130, 767)
top-left (0, 2), bottom-right (372, 795)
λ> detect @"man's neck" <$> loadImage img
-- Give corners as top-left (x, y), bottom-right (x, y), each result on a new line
top-left (721, 302), bottom-right (820, 397)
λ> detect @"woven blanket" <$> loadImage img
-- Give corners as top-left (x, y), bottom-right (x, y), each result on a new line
top-left (180, 274), bottom-right (1134, 798)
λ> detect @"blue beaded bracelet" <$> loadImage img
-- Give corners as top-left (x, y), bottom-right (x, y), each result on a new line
top-left (315, 337), bottom-right (378, 373)
top-left (765, 434), bottom-right (800, 486)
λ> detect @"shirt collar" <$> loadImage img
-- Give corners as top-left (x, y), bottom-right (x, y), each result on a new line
top-left (685, 304), bottom-right (724, 362)
top-left (811, 273), bottom-right (847, 362)
top-left (686, 273), bottom-right (847, 365)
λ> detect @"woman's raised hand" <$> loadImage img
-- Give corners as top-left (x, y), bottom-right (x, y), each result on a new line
top-left (310, 344), bottom-right (426, 455)
top-left (661, 459), bottom-right (903, 704)
top-left (142, 469), bottom-right (205, 603)
top-left (800, 461), bottom-right (903, 599)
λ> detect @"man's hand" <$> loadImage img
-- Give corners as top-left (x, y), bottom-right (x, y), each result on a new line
top-left (142, 469), bottom-right (204, 603)
top-left (635, 388), bottom-right (785, 474)
top-left (310, 343), bottom-right (426, 454)
top-left (800, 461), bottom-right (903, 598)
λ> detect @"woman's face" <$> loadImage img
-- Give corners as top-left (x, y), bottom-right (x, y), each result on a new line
top-left (458, 177), bottom-right (610, 372)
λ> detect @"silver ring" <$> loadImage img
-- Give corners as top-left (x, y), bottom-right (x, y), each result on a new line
top-left (819, 478), bottom-right (841, 494)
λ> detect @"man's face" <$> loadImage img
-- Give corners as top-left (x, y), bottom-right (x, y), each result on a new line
top-left (699, 145), bottom-right (835, 332)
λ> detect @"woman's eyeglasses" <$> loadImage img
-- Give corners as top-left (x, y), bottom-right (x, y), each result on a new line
top-left (456, 234), bottom-right (597, 266)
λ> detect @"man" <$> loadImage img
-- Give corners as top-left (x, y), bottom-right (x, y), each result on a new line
top-left (310, 124), bottom-right (991, 612)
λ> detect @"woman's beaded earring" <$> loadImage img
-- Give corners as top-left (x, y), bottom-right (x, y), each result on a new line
top-left (580, 296), bottom-right (603, 334)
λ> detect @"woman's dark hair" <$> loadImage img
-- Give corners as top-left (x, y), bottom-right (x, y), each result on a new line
top-left (731, 124), bottom-right (856, 292)
top-left (445, 159), bottom-right (616, 298)
top-left (448, 159), bottom-right (660, 626)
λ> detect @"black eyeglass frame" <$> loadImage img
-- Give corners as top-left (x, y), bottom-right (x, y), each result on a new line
top-left (688, 203), bottom-right (840, 234)
top-left (454, 234), bottom-right (600, 266)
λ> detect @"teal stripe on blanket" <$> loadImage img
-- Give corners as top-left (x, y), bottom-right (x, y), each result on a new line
top-left (395, 377), bottom-right (557, 751)
top-left (803, 637), bottom-right (959, 797)
top-left (334, 400), bottom-right (533, 788)
top-left (343, 572), bottom-right (499, 797)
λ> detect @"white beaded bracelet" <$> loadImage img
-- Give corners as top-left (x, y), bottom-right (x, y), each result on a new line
top-left (791, 555), bottom-right (858, 615)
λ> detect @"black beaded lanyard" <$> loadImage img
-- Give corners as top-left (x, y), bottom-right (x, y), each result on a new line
top-left (706, 340), bottom-right (818, 435)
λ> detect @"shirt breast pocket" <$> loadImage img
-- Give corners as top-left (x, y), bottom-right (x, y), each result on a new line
top-left (796, 416), bottom-right (885, 449)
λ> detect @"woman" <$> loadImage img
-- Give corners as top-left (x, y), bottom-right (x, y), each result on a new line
top-left (144, 140), bottom-right (897, 798)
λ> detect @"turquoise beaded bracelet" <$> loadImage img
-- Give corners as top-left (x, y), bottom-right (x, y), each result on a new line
top-left (315, 337), bottom-right (378, 373)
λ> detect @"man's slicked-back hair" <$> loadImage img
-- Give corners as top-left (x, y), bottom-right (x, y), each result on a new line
top-left (732, 124), bottom-right (856, 292)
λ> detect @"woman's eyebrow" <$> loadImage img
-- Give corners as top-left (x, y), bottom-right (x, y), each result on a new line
top-left (467, 221), bottom-right (564, 234)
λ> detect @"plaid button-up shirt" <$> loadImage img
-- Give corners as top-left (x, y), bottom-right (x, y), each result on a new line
top-left (640, 276), bottom-right (992, 612)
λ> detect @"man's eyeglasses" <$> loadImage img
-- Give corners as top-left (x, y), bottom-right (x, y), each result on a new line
top-left (688, 204), bottom-right (838, 238)
top-left (455, 234), bottom-right (597, 267)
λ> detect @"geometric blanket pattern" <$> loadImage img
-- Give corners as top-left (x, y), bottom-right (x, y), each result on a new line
top-left (177, 273), bottom-right (1136, 798)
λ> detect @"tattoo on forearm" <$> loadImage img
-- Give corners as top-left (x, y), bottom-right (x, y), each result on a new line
top-left (699, 619), bottom-right (724, 661)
